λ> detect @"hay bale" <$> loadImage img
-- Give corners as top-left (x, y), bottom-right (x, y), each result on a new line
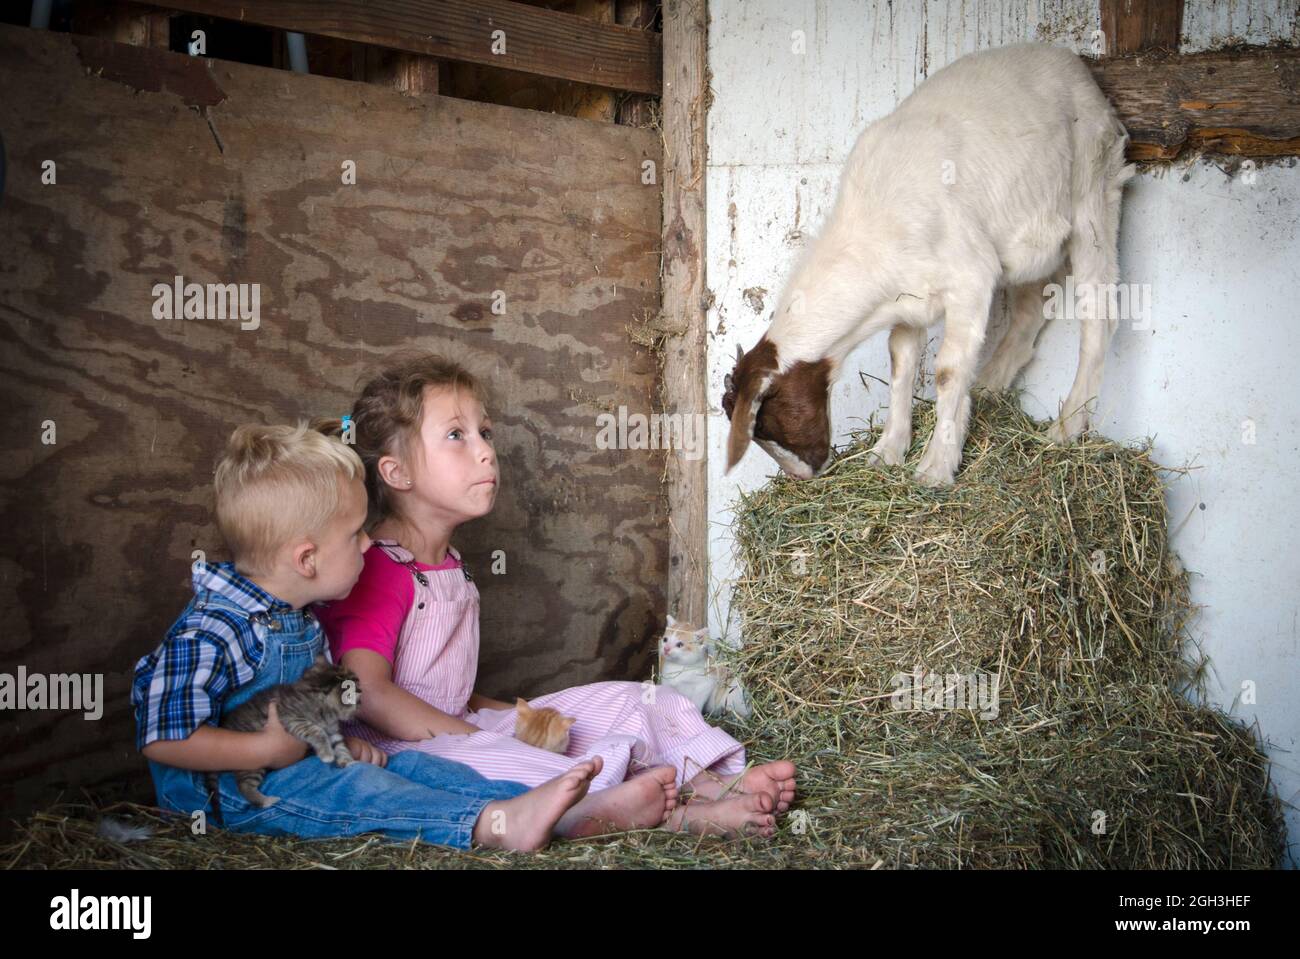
top-left (726, 392), bottom-right (1284, 868)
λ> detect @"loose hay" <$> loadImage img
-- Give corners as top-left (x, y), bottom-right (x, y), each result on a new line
top-left (728, 391), bottom-right (1284, 868)
top-left (3, 394), bottom-right (1284, 869)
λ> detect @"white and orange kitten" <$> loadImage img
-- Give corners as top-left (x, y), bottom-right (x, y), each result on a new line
top-left (660, 616), bottom-right (751, 719)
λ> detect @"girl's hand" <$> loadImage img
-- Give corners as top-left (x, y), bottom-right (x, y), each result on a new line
top-left (344, 736), bottom-right (388, 767)
top-left (438, 718), bottom-right (484, 736)
top-left (260, 701), bottom-right (311, 769)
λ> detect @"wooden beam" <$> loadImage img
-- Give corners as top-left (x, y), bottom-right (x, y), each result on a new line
top-left (1101, 0), bottom-right (1184, 55)
top-left (617, 0), bottom-right (659, 126)
top-left (1089, 47), bottom-right (1300, 161)
top-left (354, 45), bottom-right (441, 95)
top-left (71, 1), bottom-right (172, 48)
top-left (154, 0), bottom-right (661, 94)
top-left (661, 0), bottom-right (707, 625)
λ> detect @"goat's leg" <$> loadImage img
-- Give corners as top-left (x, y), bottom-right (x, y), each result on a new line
top-left (975, 266), bottom-right (1062, 392)
top-left (915, 287), bottom-right (993, 486)
top-left (868, 323), bottom-right (925, 466)
top-left (1048, 178), bottom-right (1125, 443)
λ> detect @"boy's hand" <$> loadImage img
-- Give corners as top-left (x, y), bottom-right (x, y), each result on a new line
top-left (260, 701), bottom-right (310, 769)
top-left (344, 736), bottom-right (387, 767)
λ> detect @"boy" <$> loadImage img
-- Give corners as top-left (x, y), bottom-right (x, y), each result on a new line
top-left (132, 421), bottom-right (599, 851)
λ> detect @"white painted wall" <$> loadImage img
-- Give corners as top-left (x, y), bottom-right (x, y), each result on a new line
top-left (704, 0), bottom-right (1300, 863)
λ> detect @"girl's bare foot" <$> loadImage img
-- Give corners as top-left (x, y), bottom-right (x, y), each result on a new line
top-left (664, 791), bottom-right (776, 838)
top-left (687, 760), bottom-right (797, 813)
top-left (472, 757), bottom-right (602, 851)
top-left (556, 765), bottom-right (679, 838)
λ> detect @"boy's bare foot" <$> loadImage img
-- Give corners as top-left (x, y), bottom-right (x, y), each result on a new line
top-left (472, 757), bottom-right (602, 851)
top-left (687, 760), bottom-right (797, 813)
top-left (664, 791), bottom-right (776, 838)
top-left (555, 765), bottom-right (679, 838)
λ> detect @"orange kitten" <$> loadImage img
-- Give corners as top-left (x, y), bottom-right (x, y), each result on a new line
top-left (513, 698), bottom-right (576, 753)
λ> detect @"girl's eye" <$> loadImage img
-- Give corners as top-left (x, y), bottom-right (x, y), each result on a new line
top-left (448, 429), bottom-right (462, 440)
top-left (481, 428), bottom-right (493, 440)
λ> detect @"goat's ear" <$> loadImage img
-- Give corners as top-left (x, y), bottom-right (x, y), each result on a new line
top-left (726, 373), bottom-right (773, 473)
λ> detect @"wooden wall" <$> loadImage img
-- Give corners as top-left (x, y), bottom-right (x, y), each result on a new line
top-left (0, 24), bottom-right (665, 820)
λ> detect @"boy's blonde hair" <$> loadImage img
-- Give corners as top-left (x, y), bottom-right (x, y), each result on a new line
top-left (349, 350), bottom-right (489, 527)
top-left (214, 420), bottom-right (365, 575)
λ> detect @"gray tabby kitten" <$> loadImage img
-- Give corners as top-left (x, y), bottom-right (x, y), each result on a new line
top-left (206, 655), bottom-right (361, 814)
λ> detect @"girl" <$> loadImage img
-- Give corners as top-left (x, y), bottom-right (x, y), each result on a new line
top-left (317, 352), bottom-right (797, 837)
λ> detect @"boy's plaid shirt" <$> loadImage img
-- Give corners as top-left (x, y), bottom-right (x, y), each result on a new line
top-left (131, 561), bottom-right (319, 749)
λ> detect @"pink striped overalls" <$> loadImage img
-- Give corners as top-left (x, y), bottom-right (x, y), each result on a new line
top-left (342, 541), bottom-right (747, 792)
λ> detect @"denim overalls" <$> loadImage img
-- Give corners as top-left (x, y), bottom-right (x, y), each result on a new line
top-left (147, 579), bottom-right (529, 849)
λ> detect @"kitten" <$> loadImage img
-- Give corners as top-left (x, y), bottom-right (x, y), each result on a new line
top-left (513, 697), bottom-right (575, 753)
top-left (206, 655), bottom-right (360, 818)
top-left (660, 615), bottom-right (751, 719)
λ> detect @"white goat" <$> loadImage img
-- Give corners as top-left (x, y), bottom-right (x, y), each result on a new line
top-left (722, 42), bottom-right (1136, 486)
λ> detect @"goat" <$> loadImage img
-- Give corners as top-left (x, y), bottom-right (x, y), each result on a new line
top-left (722, 42), bottom-right (1136, 486)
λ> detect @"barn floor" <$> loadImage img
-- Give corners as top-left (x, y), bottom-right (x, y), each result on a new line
top-left (3, 802), bottom-right (864, 871)
top-left (5, 747), bottom-right (882, 870)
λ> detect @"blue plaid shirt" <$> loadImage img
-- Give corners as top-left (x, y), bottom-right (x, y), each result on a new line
top-left (131, 561), bottom-right (319, 749)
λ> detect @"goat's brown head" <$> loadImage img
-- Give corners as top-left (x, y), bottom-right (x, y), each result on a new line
top-left (722, 338), bottom-right (833, 479)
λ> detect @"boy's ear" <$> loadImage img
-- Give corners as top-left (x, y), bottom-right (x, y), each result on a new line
top-left (291, 540), bottom-right (318, 578)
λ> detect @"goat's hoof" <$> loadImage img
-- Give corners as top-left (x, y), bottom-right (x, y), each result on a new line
top-left (1045, 416), bottom-right (1085, 445)
top-left (914, 464), bottom-right (955, 488)
top-left (867, 440), bottom-right (907, 467)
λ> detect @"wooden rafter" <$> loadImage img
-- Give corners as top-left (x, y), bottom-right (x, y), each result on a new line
top-left (156, 0), bottom-right (662, 94)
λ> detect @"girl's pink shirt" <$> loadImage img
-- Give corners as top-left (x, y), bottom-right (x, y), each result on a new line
top-left (315, 545), bottom-right (462, 664)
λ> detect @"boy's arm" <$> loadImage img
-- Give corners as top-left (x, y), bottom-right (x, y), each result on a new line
top-left (141, 702), bottom-right (309, 771)
top-left (343, 649), bottom-right (480, 738)
top-left (467, 692), bottom-right (515, 712)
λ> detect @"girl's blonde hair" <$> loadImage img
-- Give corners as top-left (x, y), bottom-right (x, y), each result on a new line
top-left (348, 350), bottom-right (489, 527)
top-left (214, 420), bottom-right (365, 575)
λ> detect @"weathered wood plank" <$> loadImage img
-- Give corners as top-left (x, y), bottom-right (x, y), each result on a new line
top-left (0, 24), bottom-right (664, 821)
top-left (70, 0), bottom-right (173, 49)
top-left (354, 43), bottom-right (442, 95)
top-left (661, 0), bottom-right (707, 625)
top-left (616, 0), bottom-right (659, 127)
top-left (153, 0), bottom-right (662, 94)
top-left (1089, 47), bottom-right (1300, 160)
top-left (1101, 0), bottom-right (1184, 55)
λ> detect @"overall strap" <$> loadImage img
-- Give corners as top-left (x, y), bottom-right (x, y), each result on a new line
top-left (372, 540), bottom-right (473, 584)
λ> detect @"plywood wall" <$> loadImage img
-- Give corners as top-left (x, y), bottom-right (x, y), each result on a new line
top-left (0, 24), bottom-right (665, 819)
